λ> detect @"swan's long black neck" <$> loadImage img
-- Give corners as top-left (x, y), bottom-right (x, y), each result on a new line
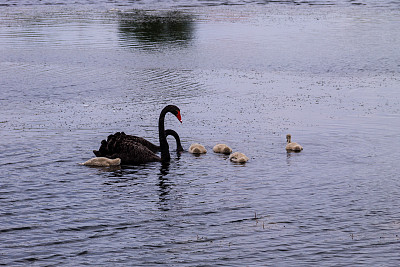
top-left (159, 108), bottom-right (170, 162)
top-left (165, 129), bottom-right (184, 152)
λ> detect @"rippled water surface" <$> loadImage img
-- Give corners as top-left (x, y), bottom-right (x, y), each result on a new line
top-left (1, 0), bottom-right (400, 266)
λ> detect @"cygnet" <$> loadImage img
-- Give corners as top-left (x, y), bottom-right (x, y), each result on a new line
top-left (80, 157), bottom-right (121, 167)
top-left (213, 144), bottom-right (232, 155)
top-left (229, 152), bottom-right (249, 163)
top-left (285, 134), bottom-right (303, 152)
top-left (189, 143), bottom-right (207, 154)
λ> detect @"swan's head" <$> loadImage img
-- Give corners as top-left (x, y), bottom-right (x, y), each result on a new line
top-left (165, 105), bottom-right (182, 123)
top-left (286, 134), bottom-right (292, 143)
top-left (176, 110), bottom-right (182, 123)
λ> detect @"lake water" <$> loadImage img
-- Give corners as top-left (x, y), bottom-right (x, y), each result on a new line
top-left (1, 0), bottom-right (400, 266)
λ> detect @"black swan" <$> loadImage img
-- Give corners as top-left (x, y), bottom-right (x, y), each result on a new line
top-left (93, 105), bottom-right (182, 164)
top-left (165, 129), bottom-right (184, 152)
top-left (93, 129), bottom-right (184, 156)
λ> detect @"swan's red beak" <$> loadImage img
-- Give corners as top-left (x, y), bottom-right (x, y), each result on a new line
top-left (176, 111), bottom-right (182, 123)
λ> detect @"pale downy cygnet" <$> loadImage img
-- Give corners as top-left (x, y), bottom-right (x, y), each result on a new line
top-left (285, 134), bottom-right (303, 152)
top-left (229, 152), bottom-right (249, 163)
top-left (213, 144), bottom-right (232, 155)
top-left (80, 157), bottom-right (121, 166)
top-left (189, 143), bottom-right (207, 154)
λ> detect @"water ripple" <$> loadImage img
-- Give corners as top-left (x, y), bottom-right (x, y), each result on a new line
top-left (1, 2), bottom-right (400, 266)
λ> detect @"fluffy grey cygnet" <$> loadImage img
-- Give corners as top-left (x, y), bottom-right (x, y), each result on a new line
top-left (189, 143), bottom-right (207, 154)
top-left (285, 134), bottom-right (303, 152)
top-left (213, 144), bottom-right (232, 155)
top-left (80, 157), bottom-right (121, 167)
top-left (229, 152), bottom-right (249, 163)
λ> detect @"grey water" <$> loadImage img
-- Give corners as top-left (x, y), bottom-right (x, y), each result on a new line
top-left (1, 0), bottom-right (400, 265)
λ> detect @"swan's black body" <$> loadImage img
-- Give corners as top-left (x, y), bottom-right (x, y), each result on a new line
top-left (93, 129), bottom-right (183, 155)
top-left (93, 105), bottom-right (182, 164)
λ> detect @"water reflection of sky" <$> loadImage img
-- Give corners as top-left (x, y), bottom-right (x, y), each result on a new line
top-left (2, 0), bottom-right (400, 7)
top-left (0, 5), bottom-right (399, 74)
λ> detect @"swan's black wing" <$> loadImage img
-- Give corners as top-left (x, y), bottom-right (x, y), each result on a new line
top-left (93, 131), bottom-right (184, 156)
top-left (94, 132), bottom-right (158, 156)
top-left (124, 130), bottom-right (184, 152)
top-left (93, 132), bottom-right (160, 164)
top-left (117, 132), bottom-right (159, 153)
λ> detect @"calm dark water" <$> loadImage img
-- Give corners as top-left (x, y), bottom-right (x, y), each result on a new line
top-left (1, 0), bottom-right (400, 266)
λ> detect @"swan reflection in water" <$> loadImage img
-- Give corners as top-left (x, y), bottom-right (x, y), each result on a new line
top-left (99, 150), bottom-right (182, 212)
top-left (157, 149), bottom-right (183, 211)
top-left (158, 161), bottom-right (171, 210)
